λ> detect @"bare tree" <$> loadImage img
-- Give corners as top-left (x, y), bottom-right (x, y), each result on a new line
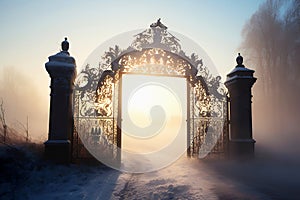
top-left (241, 0), bottom-right (284, 97)
top-left (16, 116), bottom-right (29, 143)
top-left (0, 99), bottom-right (8, 142)
top-left (283, 0), bottom-right (300, 81)
top-left (240, 0), bottom-right (300, 131)
top-left (241, 0), bottom-right (300, 89)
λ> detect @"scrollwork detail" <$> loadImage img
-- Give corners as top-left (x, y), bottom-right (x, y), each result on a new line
top-left (73, 20), bottom-right (229, 159)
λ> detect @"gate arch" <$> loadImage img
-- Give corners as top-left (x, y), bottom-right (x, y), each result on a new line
top-left (73, 20), bottom-right (228, 163)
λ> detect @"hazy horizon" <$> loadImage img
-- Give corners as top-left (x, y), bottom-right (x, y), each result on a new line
top-left (2, 0), bottom-right (299, 159)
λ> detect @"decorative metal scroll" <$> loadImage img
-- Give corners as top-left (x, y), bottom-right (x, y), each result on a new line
top-left (130, 18), bottom-right (181, 53)
top-left (95, 75), bottom-right (114, 117)
top-left (72, 20), bottom-right (228, 160)
top-left (117, 48), bottom-right (189, 76)
top-left (188, 77), bottom-right (228, 157)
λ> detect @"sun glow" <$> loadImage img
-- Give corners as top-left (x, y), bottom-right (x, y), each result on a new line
top-left (127, 82), bottom-right (180, 128)
top-left (121, 74), bottom-right (187, 154)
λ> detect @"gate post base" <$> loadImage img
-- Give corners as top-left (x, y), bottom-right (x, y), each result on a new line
top-left (229, 139), bottom-right (255, 159)
top-left (44, 140), bottom-right (71, 164)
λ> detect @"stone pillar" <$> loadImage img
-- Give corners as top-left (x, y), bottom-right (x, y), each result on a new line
top-left (44, 38), bottom-right (76, 163)
top-left (225, 53), bottom-right (256, 158)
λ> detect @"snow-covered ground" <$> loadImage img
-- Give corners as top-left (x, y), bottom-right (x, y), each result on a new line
top-left (1, 144), bottom-right (299, 200)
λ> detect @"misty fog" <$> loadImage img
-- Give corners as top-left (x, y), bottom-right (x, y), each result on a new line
top-left (0, 1), bottom-right (298, 162)
top-left (240, 0), bottom-right (300, 159)
top-left (1, 1), bottom-right (300, 199)
top-left (0, 66), bottom-right (48, 142)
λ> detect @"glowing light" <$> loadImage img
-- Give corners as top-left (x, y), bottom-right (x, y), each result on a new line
top-left (122, 74), bottom-right (187, 154)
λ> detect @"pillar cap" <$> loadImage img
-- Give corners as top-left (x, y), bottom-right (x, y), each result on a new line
top-left (227, 53), bottom-right (255, 77)
top-left (225, 53), bottom-right (256, 85)
top-left (45, 37), bottom-right (76, 71)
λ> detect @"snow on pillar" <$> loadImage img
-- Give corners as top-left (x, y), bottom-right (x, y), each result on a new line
top-left (225, 53), bottom-right (256, 158)
top-left (44, 38), bottom-right (76, 163)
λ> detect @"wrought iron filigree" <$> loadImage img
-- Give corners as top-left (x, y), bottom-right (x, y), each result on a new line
top-left (74, 22), bottom-right (225, 116)
top-left (118, 48), bottom-right (190, 76)
top-left (187, 75), bottom-right (228, 157)
top-left (73, 20), bottom-right (229, 160)
top-left (131, 22), bottom-right (181, 53)
top-left (194, 77), bottom-right (211, 117)
top-left (95, 75), bottom-right (114, 117)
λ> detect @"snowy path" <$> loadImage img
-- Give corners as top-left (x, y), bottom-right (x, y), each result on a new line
top-left (111, 157), bottom-right (269, 200)
top-left (3, 151), bottom-right (299, 199)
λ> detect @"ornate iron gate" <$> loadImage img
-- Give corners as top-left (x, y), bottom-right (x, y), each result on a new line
top-left (188, 78), bottom-right (229, 157)
top-left (72, 20), bottom-right (229, 161)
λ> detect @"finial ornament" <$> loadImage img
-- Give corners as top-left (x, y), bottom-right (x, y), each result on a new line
top-left (236, 53), bottom-right (243, 66)
top-left (150, 18), bottom-right (168, 29)
top-left (62, 37), bottom-right (69, 52)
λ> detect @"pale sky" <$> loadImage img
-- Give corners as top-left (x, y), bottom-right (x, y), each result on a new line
top-left (0, 0), bottom-right (264, 76)
top-left (0, 0), bottom-right (264, 140)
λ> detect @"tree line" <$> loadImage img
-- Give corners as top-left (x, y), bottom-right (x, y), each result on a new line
top-left (240, 0), bottom-right (299, 132)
